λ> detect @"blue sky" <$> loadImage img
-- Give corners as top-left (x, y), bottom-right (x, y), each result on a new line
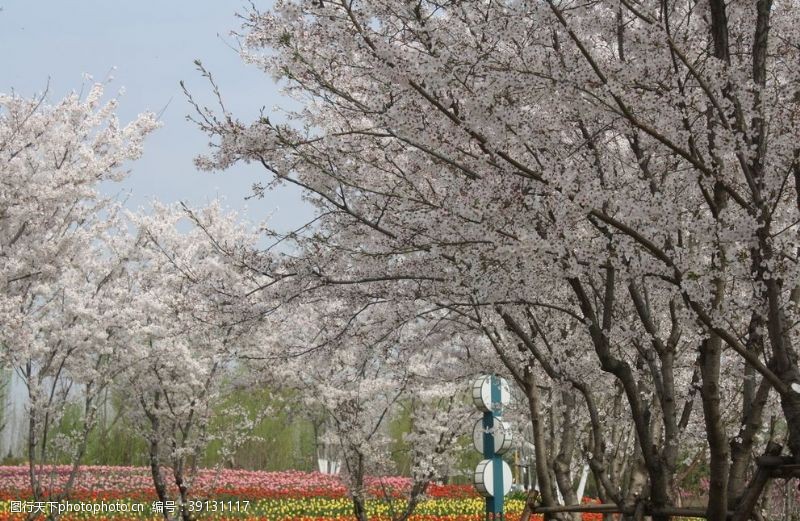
top-left (0, 0), bottom-right (312, 232)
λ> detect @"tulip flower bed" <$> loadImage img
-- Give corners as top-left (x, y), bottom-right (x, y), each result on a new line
top-left (0, 466), bottom-right (601, 520)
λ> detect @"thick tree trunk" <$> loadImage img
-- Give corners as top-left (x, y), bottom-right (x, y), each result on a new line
top-left (759, 247), bottom-right (800, 461)
top-left (699, 335), bottom-right (730, 521)
top-left (352, 494), bottom-right (368, 521)
top-left (173, 463), bottom-right (193, 521)
top-left (727, 377), bottom-right (770, 509)
top-left (395, 481), bottom-right (429, 521)
top-left (143, 393), bottom-right (171, 521)
top-left (349, 453), bottom-right (369, 521)
top-left (621, 452), bottom-right (647, 520)
top-left (148, 436), bottom-right (170, 521)
top-left (765, 279), bottom-right (800, 460)
top-left (524, 366), bottom-right (559, 519)
top-left (553, 391), bottom-right (581, 521)
top-left (731, 442), bottom-right (782, 521)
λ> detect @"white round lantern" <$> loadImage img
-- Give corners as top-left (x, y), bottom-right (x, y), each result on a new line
top-left (473, 459), bottom-right (513, 497)
top-left (473, 418), bottom-right (513, 455)
top-left (471, 375), bottom-right (511, 413)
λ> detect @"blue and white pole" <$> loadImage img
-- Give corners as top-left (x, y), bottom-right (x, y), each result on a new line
top-left (472, 375), bottom-right (513, 521)
top-left (485, 376), bottom-right (503, 517)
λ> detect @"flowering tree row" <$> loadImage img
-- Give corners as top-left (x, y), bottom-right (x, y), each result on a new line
top-left (0, 86), bottom-right (269, 521)
top-left (184, 0), bottom-right (800, 520)
top-left (1, 83), bottom-right (476, 521)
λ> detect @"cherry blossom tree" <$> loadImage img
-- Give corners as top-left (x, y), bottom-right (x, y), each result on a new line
top-left (0, 85), bottom-right (157, 511)
top-left (189, 0), bottom-right (800, 519)
top-left (121, 202), bottom-right (271, 521)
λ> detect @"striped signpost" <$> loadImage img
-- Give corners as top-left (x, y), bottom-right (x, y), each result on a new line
top-left (471, 375), bottom-right (513, 520)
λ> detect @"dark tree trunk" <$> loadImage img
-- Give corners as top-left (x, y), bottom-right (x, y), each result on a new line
top-left (731, 442), bottom-right (783, 521)
top-left (699, 335), bottom-right (730, 521)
